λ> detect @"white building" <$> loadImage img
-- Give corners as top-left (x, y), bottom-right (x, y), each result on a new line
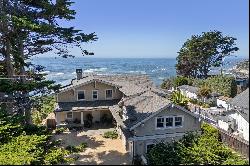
top-left (216, 96), bottom-right (232, 111)
top-left (219, 88), bottom-right (249, 141)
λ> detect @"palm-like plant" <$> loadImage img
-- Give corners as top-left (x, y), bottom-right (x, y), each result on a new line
top-left (170, 90), bottom-right (189, 109)
top-left (198, 84), bottom-right (212, 102)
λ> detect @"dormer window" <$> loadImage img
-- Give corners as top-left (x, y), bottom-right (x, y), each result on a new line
top-left (77, 91), bottom-right (85, 100)
top-left (92, 90), bottom-right (98, 100)
top-left (106, 89), bottom-right (113, 99)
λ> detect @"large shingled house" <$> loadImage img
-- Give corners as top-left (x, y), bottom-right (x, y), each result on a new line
top-left (54, 69), bottom-right (202, 157)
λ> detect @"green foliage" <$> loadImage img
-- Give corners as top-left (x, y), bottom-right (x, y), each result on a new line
top-left (65, 142), bottom-right (87, 153)
top-left (174, 76), bottom-right (189, 87)
top-left (0, 109), bottom-right (70, 165)
top-left (147, 123), bottom-right (248, 165)
top-left (170, 90), bottom-right (189, 109)
top-left (161, 77), bottom-right (175, 89)
top-left (103, 130), bottom-right (119, 139)
top-left (198, 84), bottom-right (212, 98)
top-left (188, 75), bottom-right (237, 98)
top-left (176, 30), bottom-right (238, 78)
top-left (0, 134), bottom-right (49, 165)
top-left (44, 148), bottom-right (70, 165)
top-left (32, 95), bottom-right (56, 125)
top-left (55, 127), bottom-right (67, 134)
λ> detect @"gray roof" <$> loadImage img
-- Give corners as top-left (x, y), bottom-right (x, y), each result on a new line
top-left (59, 74), bottom-right (154, 96)
top-left (110, 90), bottom-right (171, 129)
top-left (55, 99), bottom-right (120, 112)
top-left (177, 85), bottom-right (199, 94)
top-left (229, 88), bottom-right (249, 122)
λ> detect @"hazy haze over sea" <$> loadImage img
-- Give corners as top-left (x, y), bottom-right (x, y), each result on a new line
top-left (31, 56), bottom-right (246, 86)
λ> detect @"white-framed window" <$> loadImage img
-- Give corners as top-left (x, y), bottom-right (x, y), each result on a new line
top-left (146, 143), bottom-right (155, 153)
top-left (92, 90), bottom-right (98, 100)
top-left (155, 115), bottom-right (184, 129)
top-left (66, 112), bottom-right (73, 119)
top-left (106, 89), bottom-right (113, 99)
top-left (77, 90), bottom-right (85, 100)
top-left (175, 116), bottom-right (183, 127)
top-left (166, 117), bottom-right (174, 127)
top-left (156, 117), bottom-right (164, 128)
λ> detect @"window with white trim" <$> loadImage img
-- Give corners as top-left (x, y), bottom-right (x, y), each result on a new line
top-left (166, 117), bottom-right (173, 127)
top-left (175, 116), bottom-right (183, 127)
top-left (92, 90), bottom-right (98, 100)
top-left (66, 112), bottom-right (73, 119)
top-left (106, 89), bottom-right (113, 99)
top-left (146, 144), bottom-right (155, 153)
top-left (156, 117), bottom-right (164, 128)
top-left (77, 91), bottom-right (85, 100)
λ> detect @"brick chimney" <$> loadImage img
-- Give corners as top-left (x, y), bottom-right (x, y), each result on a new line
top-left (76, 69), bottom-right (82, 80)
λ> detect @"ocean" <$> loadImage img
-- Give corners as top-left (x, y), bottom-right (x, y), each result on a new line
top-left (31, 56), bottom-right (245, 86)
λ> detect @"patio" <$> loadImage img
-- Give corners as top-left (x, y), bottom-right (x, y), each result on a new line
top-left (51, 127), bottom-right (132, 165)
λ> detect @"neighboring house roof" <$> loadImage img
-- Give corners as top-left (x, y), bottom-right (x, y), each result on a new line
top-left (55, 99), bottom-right (120, 112)
top-left (58, 74), bottom-right (154, 96)
top-left (177, 85), bottom-right (199, 94)
top-left (229, 88), bottom-right (249, 122)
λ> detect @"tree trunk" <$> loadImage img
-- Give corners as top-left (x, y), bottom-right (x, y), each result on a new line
top-left (19, 39), bottom-right (32, 124)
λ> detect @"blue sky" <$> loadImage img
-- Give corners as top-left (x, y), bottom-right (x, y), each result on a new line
top-left (57, 0), bottom-right (249, 58)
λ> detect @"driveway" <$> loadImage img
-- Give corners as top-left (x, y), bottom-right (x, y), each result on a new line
top-left (52, 128), bottom-right (132, 165)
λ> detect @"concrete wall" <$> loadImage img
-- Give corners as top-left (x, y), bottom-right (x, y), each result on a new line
top-left (133, 106), bottom-right (201, 137)
top-left (229, 112), bottom-right (249, 141)
top-left (57, 81), bottom-right (123, 102)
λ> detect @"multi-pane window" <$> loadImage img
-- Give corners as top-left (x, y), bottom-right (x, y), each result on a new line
top-left (175, 117), bottom-right (183, 127)
top-left (166, 117), bottom-right (173, 127)
top-left (66, 112), bottom-right (73, 119)
top-left (106, 89), bottom-right (113, 99)
top-left (156, 117), bottom-right (164, 128)
top-left (92, 90), bottom-right (98, 100)
top-left (77, 91), bottom-right (85, 100)
top-left (155, 116), bottom-right (183, 129)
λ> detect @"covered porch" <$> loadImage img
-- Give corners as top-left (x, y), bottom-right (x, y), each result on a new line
top-left (55, 108), bottom-right (114, 128)
top-left (54, 99), bottom-right (120, 128)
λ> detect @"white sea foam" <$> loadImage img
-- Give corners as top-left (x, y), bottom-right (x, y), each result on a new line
top-left (72, 72), bottom-right (76, 74)
top-left (83, 68), bottom-right (107, 73)
top-left (55, 72), bottom-right (64, 75)
top-left (158, 77), bottom-right (165, 80)
top-left (39, 70), bottom-right (50, 74)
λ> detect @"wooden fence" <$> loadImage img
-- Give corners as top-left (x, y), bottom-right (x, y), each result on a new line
top-left (218, 128), bottom-right (249, 159)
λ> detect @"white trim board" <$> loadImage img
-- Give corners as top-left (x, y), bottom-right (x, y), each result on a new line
top-left (128, 132), bottom-right (186, 141)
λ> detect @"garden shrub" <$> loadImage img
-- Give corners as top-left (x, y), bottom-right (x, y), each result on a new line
top-left (65, 143), bottom-right (87, 153)
top-left (103, 130), bottom-right (118, 139)
top-left (44, 148), bottom-right (70, 165)
top-left (55, 127), bottom-right (66, 134)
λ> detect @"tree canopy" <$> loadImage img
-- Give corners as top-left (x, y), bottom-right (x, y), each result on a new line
top-left (176, 30), bottom-right (239, 78)
top-left (0, 0), bottom-right (97, 123)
